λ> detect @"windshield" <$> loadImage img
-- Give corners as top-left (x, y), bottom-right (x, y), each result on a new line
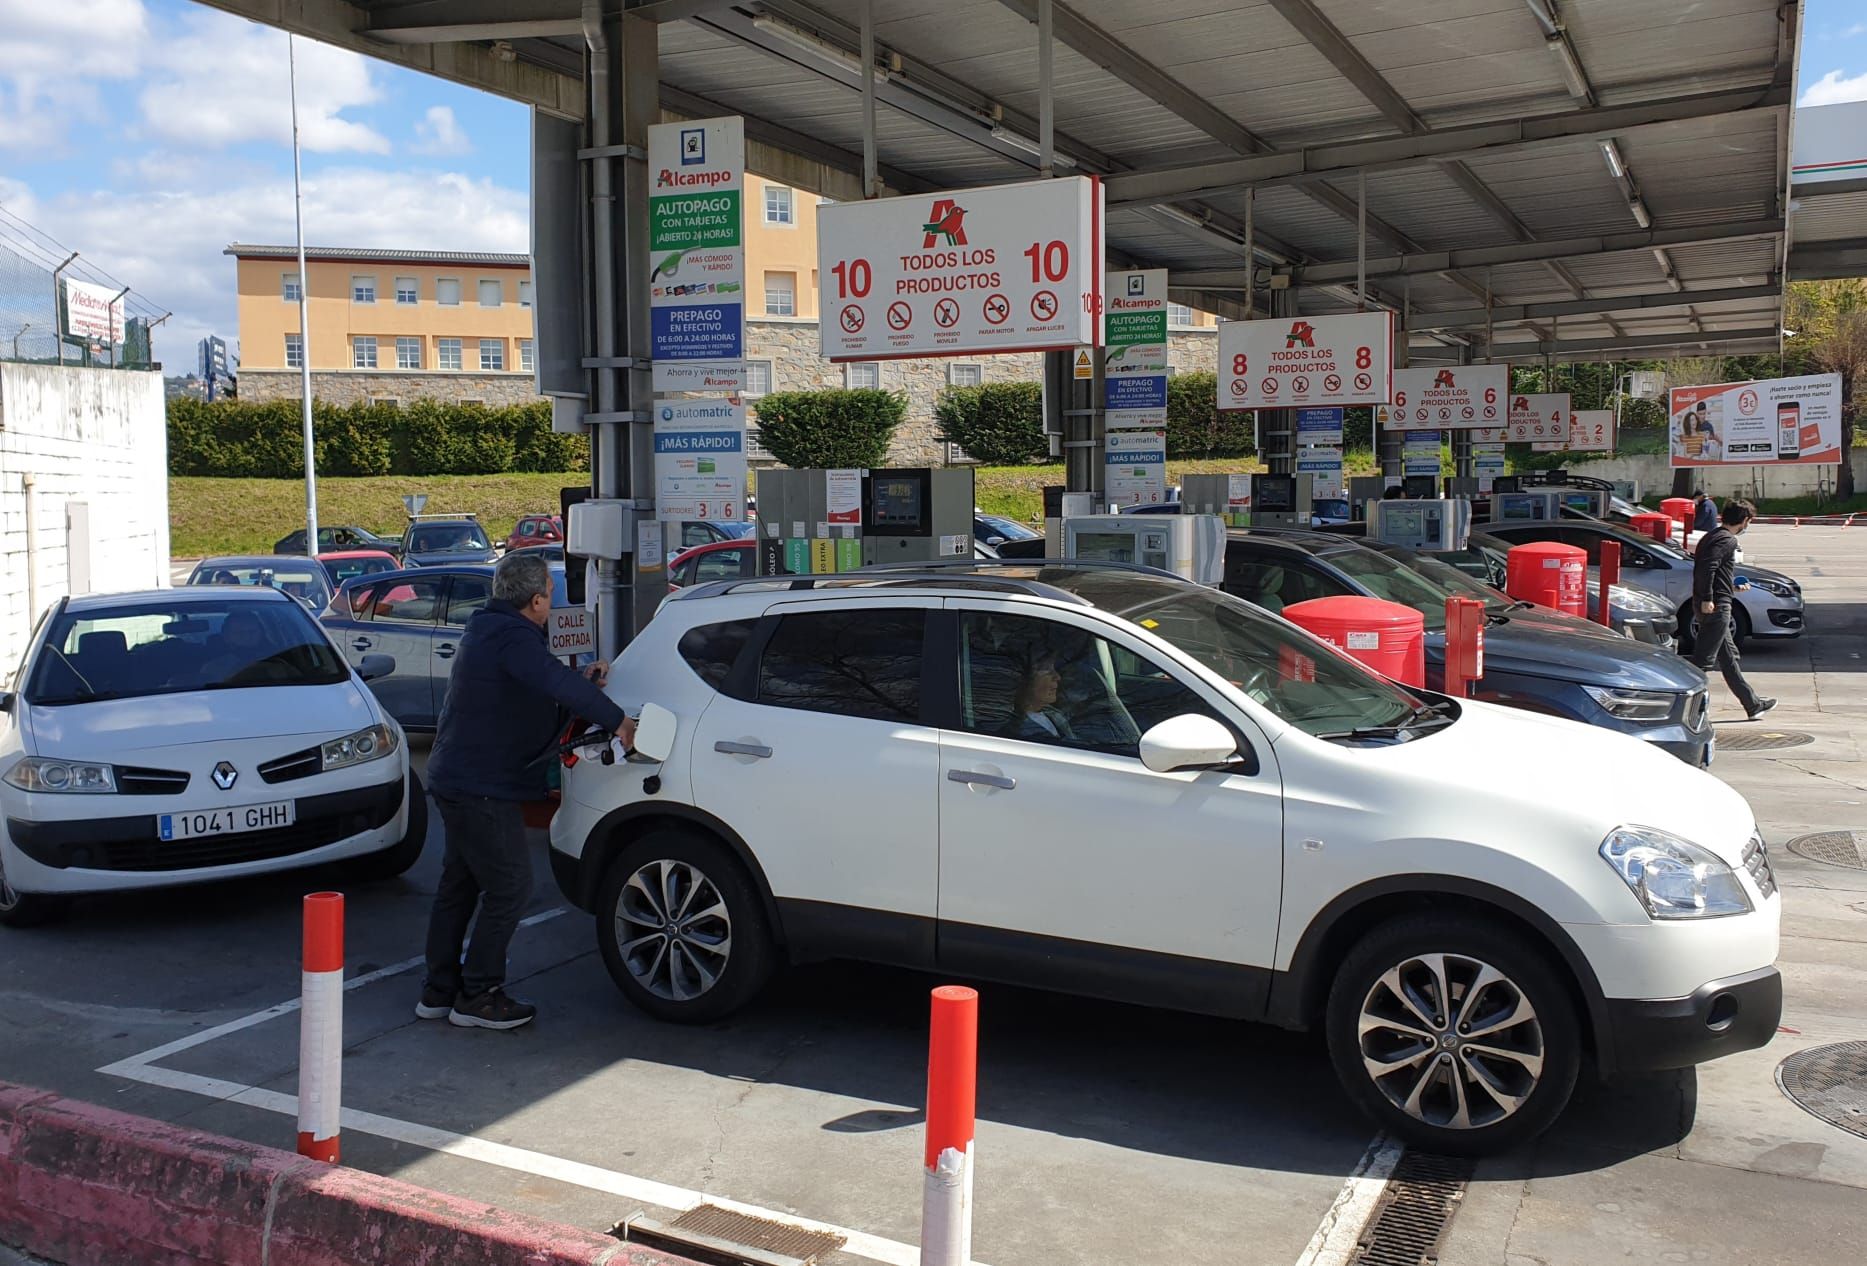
top-left (1600, 522), bottom-right (1687, 561)
top-left (407, 523), bottom-right (491, 554)
top-left (322, 556), bottom-right (397, 586)
top-left (25, 599), bottom-right (349, 705)
top-left (978, 515), bottom-right (1042, 542)
top-left (1319, 545), bottom-right (1459, 629)
top-left (1369, 546), bottom-right (1511, 609)
top-left (1027, 569), bottom-right (1430, 739)
top-left (191, 561), bottom-right (332, 608)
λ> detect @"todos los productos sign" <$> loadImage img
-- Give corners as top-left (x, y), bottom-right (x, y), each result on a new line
top-left (1218, 310), bottom-right (1392, 410)
top-left (1507, 393), bottom-right (1570, 444)
top-left (818, 176), bottom-right (1102, 360)
top-left (1383, 365), bottom-right (1506, 429)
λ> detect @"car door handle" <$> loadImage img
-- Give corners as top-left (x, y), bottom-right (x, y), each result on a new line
top-left (350, 637), bottom-right (372, 651)
top-left (948, 769), bottom-right (1016, 790)
top-left (714, 740), bottom-right (772, 759)
top-left (435, 644), bottom-right (456, 659)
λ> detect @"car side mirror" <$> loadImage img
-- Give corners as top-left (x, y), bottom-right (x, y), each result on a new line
top-left (1138, 714), bottom-right (1247, 774)
top-left (987, 535), bottom-right (1006, 546)
top-left (357, 653), bottom-right (396, 682)
top-left (0, 692), bottom-right (13, 713)
top-left (633, 702), bottom-right (678, 763)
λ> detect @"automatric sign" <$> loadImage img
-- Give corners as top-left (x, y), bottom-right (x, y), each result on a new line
top-left (1218, 311), bottom-right (1393, 410)
top-left (654, 398), bottom-right (746, 522)
top-left (1384, 365), bottom-right (1507, 430)
top-left (819, 176), bottom-right (1102, 360)
top-left (1105, 428), bottom-right (1167, 507)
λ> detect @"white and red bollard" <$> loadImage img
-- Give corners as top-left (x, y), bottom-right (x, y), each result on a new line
top-left (297, 891), bottom-right (344, 1163)
top-left (920, 985), bottom-right (978, 1266)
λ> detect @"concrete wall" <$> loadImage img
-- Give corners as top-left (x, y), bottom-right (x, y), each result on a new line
top-left (0, 363), bottom-right (169, 675)
top-left (1567, 451), bottom-right (1867, 501)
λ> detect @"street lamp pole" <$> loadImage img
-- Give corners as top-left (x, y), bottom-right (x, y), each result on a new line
top-left (288, 34), bottom-right (320, 556)
top-left (12, 323), bottom-right (28, 359)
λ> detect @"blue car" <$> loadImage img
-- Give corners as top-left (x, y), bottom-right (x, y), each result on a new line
top-left (399, 517), bottom-right (498, 568)
top-left (320, 563), bottom-right (570, 731)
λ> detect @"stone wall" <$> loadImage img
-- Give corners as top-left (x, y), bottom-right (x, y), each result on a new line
top-left (239, 370), bottom-right (538, 408)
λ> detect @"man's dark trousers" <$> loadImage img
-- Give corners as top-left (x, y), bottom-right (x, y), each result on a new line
top-left (425, 793), bottom-right (533, 999)
top-left (1691, 604), bottom-right (1761, 716)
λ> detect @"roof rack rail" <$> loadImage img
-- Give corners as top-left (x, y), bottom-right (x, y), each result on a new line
top-left (407, 511), bottom-right (479, 520)
top-left (670, 557), bottom-right (1186, 606)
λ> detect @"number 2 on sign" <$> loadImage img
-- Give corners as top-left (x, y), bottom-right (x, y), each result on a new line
top-left (831, 259), bottom-right (872, 299)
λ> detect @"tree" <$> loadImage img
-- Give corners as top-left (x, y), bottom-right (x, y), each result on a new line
top-left (1785, 279), bottom-right (1867, 501)
top-left (751, 389), bottom-right (905, 469)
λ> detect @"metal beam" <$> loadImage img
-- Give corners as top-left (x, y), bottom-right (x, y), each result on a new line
top-left (658, 83), bottom-right (937, 196)
top-left (1411, 326), bottom-right (1780, 363)
top-left (1407, 284), bottom-right (1781, 332)
top-left (1264, 0), bottom-right (1424, 134)
top-left (364, 0), bottom-right (584, 44)
top-left (1789, 244), bottom-right (1867, 280)
top-left (1105, 85), bottom-right (1788, 206)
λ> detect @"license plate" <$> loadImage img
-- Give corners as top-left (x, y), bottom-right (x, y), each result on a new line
top-left (159, 801), bottom-right (295, 840)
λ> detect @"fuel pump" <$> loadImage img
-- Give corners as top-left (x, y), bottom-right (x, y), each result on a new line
top-left (1250, 473), bottom-right (1313, 528)
top-left (752, 468), bottom-right (975, 573)
top-left (1062, 515), bottom-right (1225, 584)
top-left (1368, 499), bottom-right (1472, 551)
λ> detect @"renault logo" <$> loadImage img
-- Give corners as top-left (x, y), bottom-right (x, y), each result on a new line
top-left (212, 761), bottom-right (238, 791)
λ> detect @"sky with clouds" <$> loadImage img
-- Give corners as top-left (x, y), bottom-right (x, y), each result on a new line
top-left (1, 0), bottom-right (1864, 370)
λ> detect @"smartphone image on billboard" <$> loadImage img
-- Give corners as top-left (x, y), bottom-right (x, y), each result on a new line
top-left (1777, 401), bottom-right (1801, 460)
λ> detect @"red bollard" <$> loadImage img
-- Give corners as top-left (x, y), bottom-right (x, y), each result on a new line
top-left (1445, 597), bottom-right (1485, 698)
top-left (297, 892), bottom-right (344, 1163)
top-left (1597, 540), bottom-right (1621, 628)
top-left (921, 985), bottom-right (978, 1266)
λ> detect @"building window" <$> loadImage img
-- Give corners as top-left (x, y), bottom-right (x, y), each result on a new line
top-left (846, 362), bottom-right (880, 389)
top-left (948, 363), bottom-right (983, 387)
top-left (395, 277), bottom-right (418, 305)
top-left (765, 272), bottom-right (796, 317)
top-left (764, 185), bottom-right (794, 225)
top-left (436, 278), bottom-right (461, 306)
top-left (395, 336), bottom-right (422, 370)
top-left (438, 338), bottom-right (462, 370)
top-left (744, 359), bottom-right (773, 397)
top-left (1168, 303), bottom-right (1195, 326)
top-left (478, 279), bottom-right (502, 308)
top-left (518, 280), bottom-right (533, 308)
top-left (352, 275), bottom-right (376, 304)
top-left (284, 334), bottom-right (303, 368)
top-left (368, 396), bottom-right (402, 408)
top-left (353, 336), bottom-right (378, 369)
top-left (479, 339), bottom-right (505, 371)
top-left (282, 273), bottom-right (301, 302)
top-left (518, 339), bottom-right (535, 373)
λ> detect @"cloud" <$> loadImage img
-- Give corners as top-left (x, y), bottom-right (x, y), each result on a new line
top-left (137, 11), bottom-right (390, 154)
top-left (0, 0), bottom-right (151, 149)
top-left (412, 105), bottom-right (472, 156)
top-left (1799, 68), bottom-right (1867, 108)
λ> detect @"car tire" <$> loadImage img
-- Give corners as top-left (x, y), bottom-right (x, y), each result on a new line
top-left (1325, 913), bottom-right (1581, 1156)
top-left (0, 853), bottom-right (69, 928)
top-left (596, 828), bottom-right (774, 1024)
top-left (1675, 603), bottom-right (1697, 655)
top-left (1732, 603), bottom-right (1752, 647)
top-left (344, 768), bottom-right (429, 882)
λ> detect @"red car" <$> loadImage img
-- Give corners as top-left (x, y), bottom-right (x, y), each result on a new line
top-left (667, 539), bottom-right (759, 592)
top-left (506, 514), bottom-right (564, 552)
top-left (317, 549), bottom-right (401, 589)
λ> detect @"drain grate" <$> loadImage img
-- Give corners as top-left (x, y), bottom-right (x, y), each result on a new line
top-left (1776, 1041), bottom-right (1867, 1141)
top-left (1786, 830), bottom-right (1867, 870)
top-left (1714, 729), bottom-right (1814, 752)
top-left (1355, 1151), bottom-right (1475, 1266)
top-left (668, 1206), bottom-right (845, 1261)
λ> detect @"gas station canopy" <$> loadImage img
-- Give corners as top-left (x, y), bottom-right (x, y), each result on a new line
top-left (199, 0), bottom-right (1855, 365)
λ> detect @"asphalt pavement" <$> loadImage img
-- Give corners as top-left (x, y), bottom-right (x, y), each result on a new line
top-left (5, 524), bottom-right (1864, 1266)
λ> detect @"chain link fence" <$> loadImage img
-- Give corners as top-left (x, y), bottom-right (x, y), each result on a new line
top-left (0, 214), bottom-right (161, 371)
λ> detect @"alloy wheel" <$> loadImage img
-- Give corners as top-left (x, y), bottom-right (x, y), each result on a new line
top-left (613, 858), bottom-right (733, 1002)
top-left (1357, 952), bottom-right (1545, 1130)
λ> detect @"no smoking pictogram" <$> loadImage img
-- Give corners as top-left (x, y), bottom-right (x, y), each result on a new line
top-left (1230, 378), bottom-right (1248, 398)
top-left (934, 298), bottom-right (960, 328)
top-left (982, 293), bottom-right (1011, 325)
top-left (887, 302), bottom-right (912, 331)
top-left (840, 305), bottom-right (865, 333)
top-left (1030, 290), bottom-right (1059, 322)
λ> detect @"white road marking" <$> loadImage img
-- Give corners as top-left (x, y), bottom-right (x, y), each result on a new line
top-left (96, 905), bottom-right (939, 1266)
top-left (1292, 1133), bottom-right (1402, 1266)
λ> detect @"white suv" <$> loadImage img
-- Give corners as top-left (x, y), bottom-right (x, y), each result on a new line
top-left (550, 563), bottom-right (1782, 1153)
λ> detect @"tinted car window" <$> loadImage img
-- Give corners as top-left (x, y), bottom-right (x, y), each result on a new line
top-left (444, 576), bottom-right (492, 626)
top-left (694, 549), bottom-right (754, 582)
top-left (1223, 550), bottom-right (1342, 613)
top-left (678, 619), bottom-right (757, 690)
top-left (757, 609), bottom-right (924, 722)
top-left (370, 577), bottom-right (445, 624)
top-left (406, 523), bottom-right (491, 554)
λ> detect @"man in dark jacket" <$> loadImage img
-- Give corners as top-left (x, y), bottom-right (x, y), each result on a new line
top-left (1692, 491), bottom-right (1720, 534)
top-left (1691, 499), bottom-right (1775, 722)
top-left (419, 552), bottom-right (633, 1030)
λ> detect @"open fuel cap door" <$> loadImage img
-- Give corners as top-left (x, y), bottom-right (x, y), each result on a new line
top-left (631, 702), bottom-right (677, 763)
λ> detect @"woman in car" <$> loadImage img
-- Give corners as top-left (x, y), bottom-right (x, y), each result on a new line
top-left (1010, 658), bottom-right (1077, 742)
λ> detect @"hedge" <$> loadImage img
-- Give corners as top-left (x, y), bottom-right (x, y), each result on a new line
top-left (1165, 372), bottom-right (1256, 458)
top-left (752, 388), bottom-right (905, 469)
top-left (167, 398), bottom-right (588, 477)
top-left (935, 382), bottom-right (1046, 465)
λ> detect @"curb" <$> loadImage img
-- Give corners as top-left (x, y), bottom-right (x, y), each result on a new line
top-left (0, 1081), bottom-right (694, 1266)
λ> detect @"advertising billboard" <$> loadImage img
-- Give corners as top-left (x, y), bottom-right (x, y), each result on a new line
top-left (61, 278), bottom-right (124, 343)
top-left (818, 176), bottom-right (1103, 360)
top-left (1105, 269), bottom-right (1168, 431)
top-left (647, 116), bottom-right (745, 392)
top-left (1218, 310), bottom-right (1393, 410)
top-left (1384, 365), bottom-right (1507, 429)
top-left (1668, 374), bottom-right (1843, 467)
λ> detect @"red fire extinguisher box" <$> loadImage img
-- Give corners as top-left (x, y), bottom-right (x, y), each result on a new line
top-left (1630, 511), bottom-right (1673, 544)
top-left (1282, 596), bottom-right (1426, 688)
top-left (1505, 541), bottom-right (1587, 618)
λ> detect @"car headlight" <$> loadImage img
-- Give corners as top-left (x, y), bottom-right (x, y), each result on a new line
top-left (4, 758), bottom-right (117, 793)
top-left (1582, 685), bottom-right (1678, 721)
top-left (1740, 576), bottom-right (1793, 597)
top-left (1601, 825), bottom-right (1752, 919)
top-left (1608, 584), bottom-right (1669, 615)
top-left (321, 724), bottom-right (399, 771)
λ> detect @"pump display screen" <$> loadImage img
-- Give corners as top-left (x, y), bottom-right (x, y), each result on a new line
top-left (869, 477), bottom-right (926, 530)
top-left (1254, 476), bottom-right (1296, 512)
top-left (1075, 532), bottom-right (1141, 563)
top-left (1496, 494), bottom-right (1545, 521)
top-left (1562, 493), bottom-right (1597, 514)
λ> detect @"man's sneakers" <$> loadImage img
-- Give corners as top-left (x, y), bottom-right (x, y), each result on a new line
top-left (415, 985), bottom-right (456, 1020)
top-left (1748, 697), bottom-right (1778, 721)
top-left (448, 987), bottom-right (537, 1030)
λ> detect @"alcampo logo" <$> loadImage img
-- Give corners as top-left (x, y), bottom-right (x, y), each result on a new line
top-left (1285, 320), bottom-right (1316, 349)
top-left (921, 199), bottom-right (968, 247)
top-left (657, 168), bottom-right (733, 189)
top-left (1433, 370), bottom-right (1457, 389)
top-left (1513, 396), bottom-right (1529, 411)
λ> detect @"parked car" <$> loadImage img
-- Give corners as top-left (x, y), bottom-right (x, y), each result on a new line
top-left (668, 539), bottom-right (760, 590)
top-left (321, 563), bottom-right (570, 731)
top-left (0, 587), bottom-right (425, 925)
top-left (317, 550), bottom-right (401, 589)
top-left (1479, 518), bottom-right (1802, 650)
top-left (548, 561), bottom-right (1781, 1153)
top-left (507, 542), bottom-right (566, 564)
top-left (974, 514), bottom-right (1042, 551)
top-left (399, 517), bottom-right (498, 568)
top-left (1220, 530), bottom-right (1713, 765)
top-left (1311, 497), bottom-right (1352, 526)
top-left (273, 525), bottom-right (395, 555)
top-left (505, 515), bottom-right (564, 553)
top-left (187, 556), bottom-right (334, 613)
